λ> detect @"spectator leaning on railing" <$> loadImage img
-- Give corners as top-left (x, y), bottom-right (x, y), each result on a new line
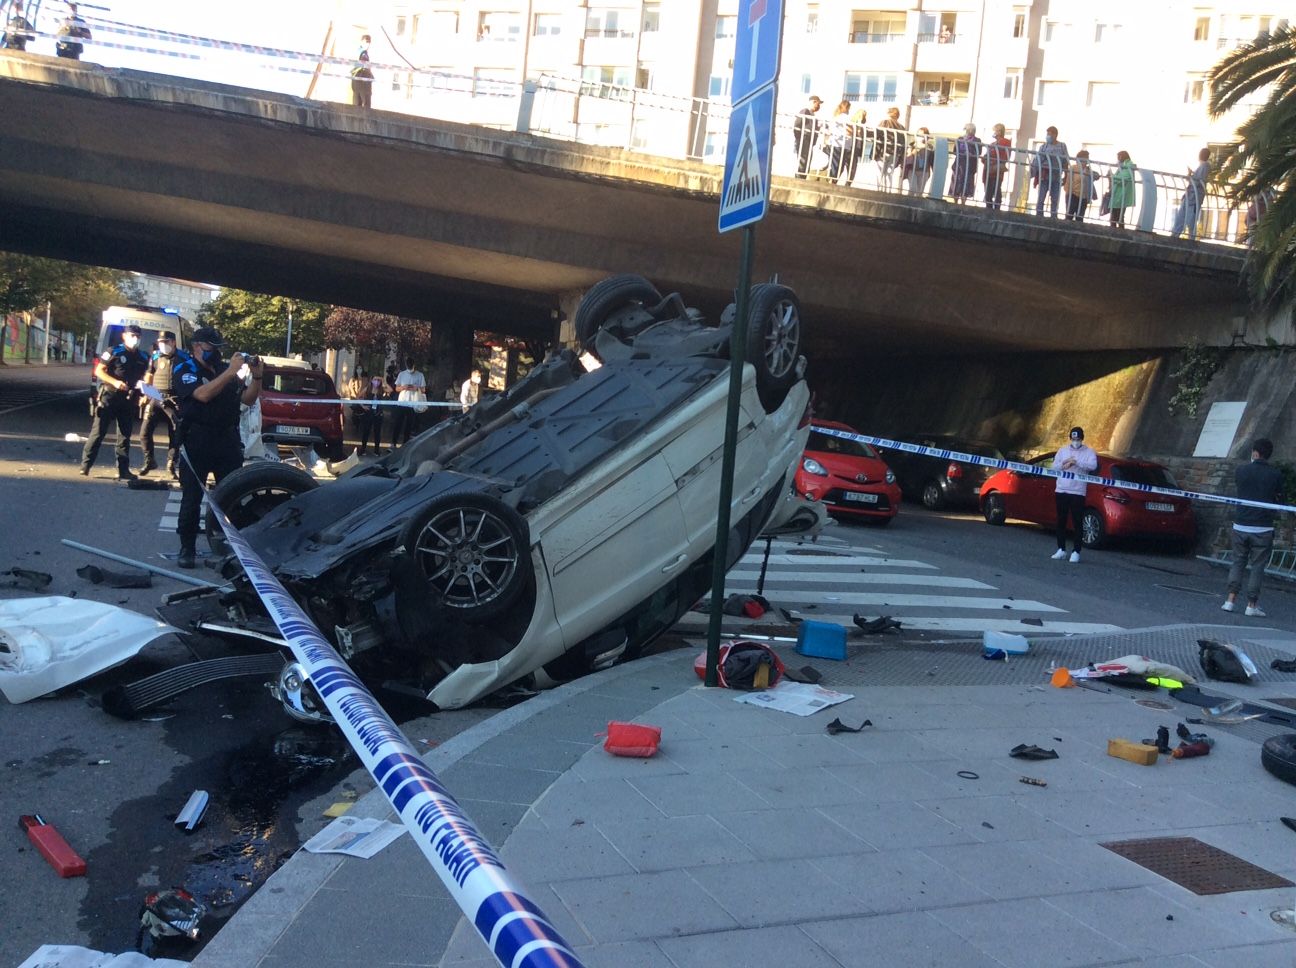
top-left (1172, 147), bottom-right (1212, 241)
top-left (1106, 151), bottom-right (1136, 227)
top-left (983, 123), bottom-right (1011, 210)
top-left (1064, 150), bottom-right (1098, 222)
top-left (1031, 126), bottom-right (1070, 218)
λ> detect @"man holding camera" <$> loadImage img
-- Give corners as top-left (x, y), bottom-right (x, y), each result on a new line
top-left (172, 326), bottom-right (262, 569)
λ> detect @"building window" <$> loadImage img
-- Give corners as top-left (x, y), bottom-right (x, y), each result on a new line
top-left (642, 4), bottom-right (660, 33)
top-left (715, 15), bottom-right (736, 39)
top-left (800, 73), bottom-right (812, 95)
top-left (473, 68), bottom-right (513, 95)
top-left (1093, 22), bottom-right (1120, 42)
top-left (1043, 20), bottom-right (1062, 42)
top-left (429, 11), bottom-right (458, 36)
top-left (1035, 79), bottom-right (1067, 107)
top-left (704, 131), bottom-right (723, 159)
top-left (533, 13), bottom-right (562, 36)
top-left (806, 5), bottom-right (819, 34)
top-left (478, 11), bottom-right (521, 41)
top-left (1184, 77), bottom-right (1206, 103)
top-left (1086, 81), bottom-right (1118, 108)
top-left (1193, 15), bottom-right (1210, 41)
top-left (586, 8), bottom-right (635, 39)
top-left (852, 17), bottom-right (906, 43)
top-left (1003, 69), bottom-right (1021, 99)
top-left (708, 74), bottom-right (731, 98)
top-left (395, 15), bottom-right (407, 36)
top-left (1012, 6), bottom-right (1026, 37)
top-left (845, 72), bottom-right (898, 103)
top-left (581, 65), bottom-right (634, 96)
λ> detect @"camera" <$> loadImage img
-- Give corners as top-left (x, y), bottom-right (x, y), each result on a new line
top-left (237, 353), bottom-right (261, 367)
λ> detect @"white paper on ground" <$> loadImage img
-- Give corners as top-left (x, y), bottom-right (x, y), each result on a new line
top-left (17, 944), bottom-right (188, 968)
top-left (0, 597), bottom-right (180, 704)
top-left (302, 815), bottom-right (407, 858)
top-left (732, 679), bottom-right (854, 716)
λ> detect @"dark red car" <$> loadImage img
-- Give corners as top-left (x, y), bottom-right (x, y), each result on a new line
top-left (793, 420), bottom-right (901, 523)
top-left (258, 360), bottom-right (346, 461)
top-left (979, 453), bottom-right (1197, 550)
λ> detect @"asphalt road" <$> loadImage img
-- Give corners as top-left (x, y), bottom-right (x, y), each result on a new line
top-left (1, 364), bottom-right (1291, 964)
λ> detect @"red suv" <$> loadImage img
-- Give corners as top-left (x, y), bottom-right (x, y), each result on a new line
top-left (980, 453), bottom-right (1197, 550)
top-left (793, 420), bottom-right (901, 524)
top-left (258, 360), bottom-right (346, 461)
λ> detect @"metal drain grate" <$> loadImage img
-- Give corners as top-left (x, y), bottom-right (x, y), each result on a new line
top-left (1101, 837), bottom-right (1295, 895)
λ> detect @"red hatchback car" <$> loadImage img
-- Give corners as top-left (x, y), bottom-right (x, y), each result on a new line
top-left (258, 360), bottom-right (346, 461)
top-left (979, 453), bottom-right (1197, 550)
top-left (794, 421), bottom-right (901, 523)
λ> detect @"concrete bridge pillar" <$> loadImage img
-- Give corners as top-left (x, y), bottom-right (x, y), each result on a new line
top-left (556, 288), bottom-right (584, 348)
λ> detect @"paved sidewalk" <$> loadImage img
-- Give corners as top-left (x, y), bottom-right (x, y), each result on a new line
top-left (194, 625), bottom-right (1296, 968)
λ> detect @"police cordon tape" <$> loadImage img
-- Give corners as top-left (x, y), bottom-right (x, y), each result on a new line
top-left (271, 397), bottom-right (463, 409)
top-left (813, 426), bottom-right (1296, 515)
top-left (203, 486), bottom-right (586, 968)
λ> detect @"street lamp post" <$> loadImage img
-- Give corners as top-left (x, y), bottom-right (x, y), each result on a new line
top-left (285, 300), bottom-right (294, 356)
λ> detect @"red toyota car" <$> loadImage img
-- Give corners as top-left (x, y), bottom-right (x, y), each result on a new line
top-left (258, 359), bottom-right (346, 461)
top-left (979, 453), bottom-right (1197, 550)
top-left (794, 420), bottom-right (901, 524)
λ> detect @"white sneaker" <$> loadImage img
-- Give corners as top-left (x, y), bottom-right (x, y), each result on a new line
top-left (1246, 605), bottom-right (1267, 618)
top-left (1051, 549), bottom-right (1067, 560)
top-left (1069, 551), bottom-right (1080, 563)
top-left (1221, 600), bottom-right (1235, 613)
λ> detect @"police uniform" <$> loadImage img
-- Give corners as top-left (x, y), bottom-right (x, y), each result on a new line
top-left (140, 331), bottom-right (183, 477)
top-left (80, 335), bottom-right (149, 478)
top-left (173, 333), bottom-right (249, 563)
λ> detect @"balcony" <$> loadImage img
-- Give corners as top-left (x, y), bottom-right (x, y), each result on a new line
top-left (914, 36), bottom-right (974, 72)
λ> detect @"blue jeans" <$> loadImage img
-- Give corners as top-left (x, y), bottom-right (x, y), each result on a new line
top-left (1035, 179), bottom-right (1062, 217)
top-left (1172, 194), bottom-right (1202, 239)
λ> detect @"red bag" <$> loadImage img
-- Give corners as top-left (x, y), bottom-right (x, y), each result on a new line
top-left (602, 721), bottom-right (662, 758)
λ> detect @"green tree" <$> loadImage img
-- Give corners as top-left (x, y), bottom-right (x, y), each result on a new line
top-left (0, 253), bottom-right (130, 363)
top-left (1208, 24), bottom-right (1296, 307)
top-left (196, 290), bottom-right (328, 357)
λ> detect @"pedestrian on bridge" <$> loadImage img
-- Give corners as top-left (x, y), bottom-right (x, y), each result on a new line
top-left (55, 3), bottom-right (91, 60)
top-left (983, 123), bottom-right (1011, 210)
top-left (1222, 438), bottom-right (1284, 618)
top-left (1171, 147), bottom-right (1212, 241)
top-left (3, 1), bottom-right (34, 51)
top-left (351, 34), bottom-right (374, 108)
top-left (1107, 151), bottom-right (1136, 227)
top-left (876, 106), bottom-right (907, 190)
top-left (80, 324), bottom-right (149, 481)
top-left (1031, 126), bottom-right (1069, 218)
top-left (1051, 426), bottom-right (1098, 563)
top-left (173, 327), bottom-right (262, 569)
top-left (793, 96), bottom-right (822, 179)
top-left (949, 123), bottom-right (980, 205)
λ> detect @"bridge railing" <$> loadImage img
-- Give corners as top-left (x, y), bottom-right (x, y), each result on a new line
top-left (2, 11), bottom-right (1246, 247)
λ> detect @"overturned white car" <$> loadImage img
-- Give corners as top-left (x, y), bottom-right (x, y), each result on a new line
top-left (181, 276), bottom-right (818, 712)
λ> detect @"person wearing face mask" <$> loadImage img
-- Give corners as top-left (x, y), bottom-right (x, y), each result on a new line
top-left (460, 368), bottom-right (482, 413)
top-left (1030, 126), bottom-right (1070, 218)
top-left (357, 374), bottom-right (388, 456)
top-left (1050, 426), bottom-right (1099, 563)
top-left (140, 330), bottom-right (184, 478)
top-left (79, 323), bottom-right (150, 480)
top-left (172, 326), bottom-right (263, 568)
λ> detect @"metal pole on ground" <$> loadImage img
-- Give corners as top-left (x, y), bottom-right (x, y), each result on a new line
top-left (705, 225), bottom-right (755, 686)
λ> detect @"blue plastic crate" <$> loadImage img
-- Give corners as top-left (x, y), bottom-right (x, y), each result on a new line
top-left (796, 620), bottom-right (847, 661)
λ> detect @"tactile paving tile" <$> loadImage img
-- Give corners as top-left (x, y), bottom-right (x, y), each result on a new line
top-left (1100, 836), bottom-right (1295, 895)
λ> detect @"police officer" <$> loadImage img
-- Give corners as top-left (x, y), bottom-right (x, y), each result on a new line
top-left (140, 330), bottom-right (183, 478)
top-left (173, 326), bottom-right (262, 568)
top-left (80, 323), bottom-right (149, 480)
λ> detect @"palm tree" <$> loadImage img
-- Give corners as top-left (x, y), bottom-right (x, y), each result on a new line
top-left (1208, 24), bottom-right (1296, 308)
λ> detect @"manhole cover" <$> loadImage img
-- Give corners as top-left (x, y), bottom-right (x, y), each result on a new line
top-left (1101, 837), bottom-right (1295, 895)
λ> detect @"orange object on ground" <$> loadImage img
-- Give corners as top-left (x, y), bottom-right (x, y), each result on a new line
top-left (603, 721), bottom-right (662, 757)
top-left (1050, 667), bottom-right (1075, 688)
top-left (19, 815), bottom-right (86, 877)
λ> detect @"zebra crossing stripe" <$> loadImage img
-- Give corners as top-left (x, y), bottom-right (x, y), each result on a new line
top-left (729, 591), bottom-right (1065, 611)
top-left (733, 554), bottom-right (938, 570)
top-left (675, 615), bottom-right (1120, 636)
top-left (727, 572), bottom-right (994, 589)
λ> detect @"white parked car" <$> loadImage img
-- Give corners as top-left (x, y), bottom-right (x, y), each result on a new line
top-left (185, 275), bottom-right (818, 713)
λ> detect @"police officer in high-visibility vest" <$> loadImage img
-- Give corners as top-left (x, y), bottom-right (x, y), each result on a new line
top-left (140, 330), bottom-right (183, 478)
top-left (173, 326), bottom-right (262, 569)
top-left (80, 323), bottom-right (149, 480)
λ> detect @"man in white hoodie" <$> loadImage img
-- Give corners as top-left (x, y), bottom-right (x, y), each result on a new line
top-left (1051, 426), bottom-right (1098, 563)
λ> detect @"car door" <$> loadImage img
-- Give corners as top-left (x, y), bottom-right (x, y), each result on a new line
top-left (1015, 453), bottom-right (1059, 523)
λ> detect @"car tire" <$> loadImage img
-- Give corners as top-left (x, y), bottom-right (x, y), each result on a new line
top-left (1080, 508), bottom-right (1106, 548)
top-left (921, 480), bottom-right (945, 510)
top-left (1261, 734), bottom-right (1296, 787)
top-left (574, 274), bottom-right (662, 351)
top-left (205, 461), bottom-right (320, 554)
top-left (983, 493), bottom-right (1006, 525)
top-left (744, 284), bottom-right (802, 412)
top-left (396, 492), bottom-right (531, 623)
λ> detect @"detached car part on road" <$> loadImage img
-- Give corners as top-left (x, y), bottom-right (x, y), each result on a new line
top-left (175, 277), bottom-right (819, 712)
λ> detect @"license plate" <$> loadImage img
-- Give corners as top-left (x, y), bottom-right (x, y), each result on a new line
top-left (274, 425), bottom-right (312, 436)
top-left (1146, 501), bottom-right (1175, 512)
top-left (844, 491), bottom-right (879, 504)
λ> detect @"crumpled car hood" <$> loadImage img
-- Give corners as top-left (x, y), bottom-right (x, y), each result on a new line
top-left (244, 470), bottom-right (495, 580)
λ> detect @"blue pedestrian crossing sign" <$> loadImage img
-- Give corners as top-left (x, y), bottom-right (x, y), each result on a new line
top-left (731, 0), bottom-right (785, 108)
top-left (719, 86), bottom-right (776, 233)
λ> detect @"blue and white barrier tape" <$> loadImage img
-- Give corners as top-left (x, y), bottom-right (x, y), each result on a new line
top-left (814, 427), bottom-right (1296, 515)
top-left (206, 495), bottom-right (585, 968)
top-left (272, 397), bottom-right (462, 409)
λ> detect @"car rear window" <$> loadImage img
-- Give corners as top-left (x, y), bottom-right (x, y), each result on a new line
top-left (808, 430), bottom-right (877, 459)
top-left (1110, 464), bottom-right (1178, 488)
top-left (931, 439), bottom-right (1004, 460)
top-left (264, 371), bottom-right (334, 396)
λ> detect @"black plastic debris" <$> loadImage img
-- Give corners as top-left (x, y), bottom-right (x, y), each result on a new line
top-left (783, 665), bottom-right (822, 685)
top-left (1199, 639), bottom-right (1258, 684)
top-left (826, 718), bottom-right (872, 735)
top-left (0, 568), bottom-right (52, 591)
top-left (76, 564), bottom-right (153, 589)
top-left (1009, 744), bottom-right (1059, 761)
top-left (1281, 817), bottom-right (1296, 834)
top-left (852, 614), bottom-right (902, 634)
top-left (1272, 659), bottom-right (1296, 673)
top-left (1020, 617), bottom-right (1044, 627)
top-left (124, 477), bottom-right (171, 490)
top-left (140, 887), bottom-right (206, 941)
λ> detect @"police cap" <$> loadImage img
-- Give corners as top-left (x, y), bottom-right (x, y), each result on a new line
top-left (159, 330), bottom-right (176, 342)
top-left (191, 326), bottom-right (225, 346)
top-left (124, 324), bottom-right (142, 335)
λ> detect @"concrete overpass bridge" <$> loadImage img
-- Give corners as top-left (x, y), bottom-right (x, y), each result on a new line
top-left (0, 54), bottom-right (1266, 355)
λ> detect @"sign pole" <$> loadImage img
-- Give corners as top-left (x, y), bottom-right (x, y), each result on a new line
top-left (704, 225), bottom-right (755, 686)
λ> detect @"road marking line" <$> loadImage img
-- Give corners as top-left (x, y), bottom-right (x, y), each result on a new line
top-left (727, 573), bottom-right (995, 590)
top-left (734, 553), bottom-right (937, 569)
top-left (675, 614), bottom-right (1120, 635)
top-left (720, 590), bottom-right (1065, 611)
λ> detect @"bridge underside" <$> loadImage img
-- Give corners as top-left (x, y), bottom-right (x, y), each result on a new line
top-left (0, 56), bottom-right (1254, 353)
